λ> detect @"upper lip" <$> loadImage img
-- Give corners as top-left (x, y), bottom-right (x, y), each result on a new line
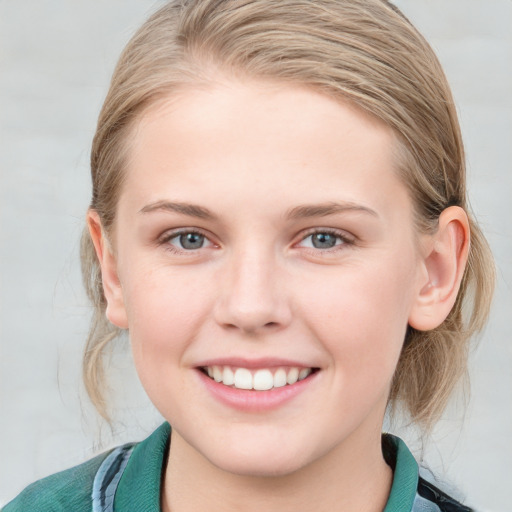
top-left (195, 357), bottom-right (319, 369)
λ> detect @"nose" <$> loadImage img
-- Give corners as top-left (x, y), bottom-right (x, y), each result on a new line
top-left (213, 247), bottom-right (292, 335)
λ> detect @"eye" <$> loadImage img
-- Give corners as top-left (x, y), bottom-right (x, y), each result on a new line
top-left (297, 230), bottom-right (352, 250)
top-left (162, 230), bottom-right (214, 252)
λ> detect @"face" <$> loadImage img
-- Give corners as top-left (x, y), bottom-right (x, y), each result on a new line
top-left (104, 79), bottom-right (428, 476)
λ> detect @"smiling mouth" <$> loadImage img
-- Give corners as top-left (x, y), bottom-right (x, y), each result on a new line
top-left (200, 366), bottom-right (319, 391)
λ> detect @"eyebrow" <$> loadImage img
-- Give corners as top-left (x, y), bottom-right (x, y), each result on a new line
top-left (285, 202), bottom-right (378, 219)
top-left (139, 200), bottom-right (378, 220)
top-left (139, 201), bottom-right (216, 219)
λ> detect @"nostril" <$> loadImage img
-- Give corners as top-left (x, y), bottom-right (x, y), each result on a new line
top-left (222, 320), bottom-right (282, 334)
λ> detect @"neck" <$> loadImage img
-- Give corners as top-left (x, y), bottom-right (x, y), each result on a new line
top-left (161, 428), bottom-right (393, 512)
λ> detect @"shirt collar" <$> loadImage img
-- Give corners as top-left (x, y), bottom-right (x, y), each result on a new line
top-left (383, 434), bottom-right (419, 512)
top-left (115, 424), bottom-right (419, 512)
top-left (115, 422), bottom-right (171, 511)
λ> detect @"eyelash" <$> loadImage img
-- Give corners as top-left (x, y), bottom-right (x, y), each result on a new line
top-left (296, 228), bottom-right (355, 253)
top-left (158, 229), bottom-right (215, 255)
top-left (157, 228), bottom-right (355, 255)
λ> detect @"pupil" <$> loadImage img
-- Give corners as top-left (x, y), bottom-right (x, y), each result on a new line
top-left (312, 233), bottom-right (336, 249)
top-left (180, 233), bottom-right (204, 249)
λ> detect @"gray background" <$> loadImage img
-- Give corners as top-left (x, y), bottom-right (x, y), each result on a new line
top-left (0, 1), bottom-right (511, 510)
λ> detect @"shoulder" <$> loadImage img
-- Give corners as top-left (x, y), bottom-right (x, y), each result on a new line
top-left (416, 475), bottom-right (474, 512)
top-left (382, 434), bottom-right (474, 512)
top-left (2, 423), bottom-right (171, 512)
top-left (3, 450), bottom-right (112, 512)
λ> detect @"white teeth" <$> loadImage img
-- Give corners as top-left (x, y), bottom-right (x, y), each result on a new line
top-left (286, 367), bottom-right (299, 385)
top-left (298, 368), bottom-right (312, 381)
top-left (253, 369), bottom-right (274, 391)
top-left (273, 368), bottom-right (287, 388)
top-left (234, 368), bottom-right (253, 389)
top-left (205, 365), bottom-right (314, 390)
top-left (213, 366), bottom-right (223, 382)
top-left (223, 366), bottom-right (234, 386)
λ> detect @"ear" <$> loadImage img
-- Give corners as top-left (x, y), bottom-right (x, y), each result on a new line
top-left (87, 210), bottom-right (129, 329)
top-left (408, 206), bottom-right (470, 331)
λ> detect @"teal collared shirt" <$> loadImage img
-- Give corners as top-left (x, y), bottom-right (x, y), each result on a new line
top-left (3, 423), bottom-right (469, 512)
top-left (383, 433), bottom-right (420, 512)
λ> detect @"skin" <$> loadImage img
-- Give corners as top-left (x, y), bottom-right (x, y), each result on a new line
top-left (89, 78), bottom-right (469, 512)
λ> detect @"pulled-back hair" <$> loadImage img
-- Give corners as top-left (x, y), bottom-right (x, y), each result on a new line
top-left (81, 0), bottom-right (494, 428)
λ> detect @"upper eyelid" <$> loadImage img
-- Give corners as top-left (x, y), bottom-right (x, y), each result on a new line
top-left (292, 229), bottom-right (357, 255)
top-left (159, 227), bottom-right (213, 242)
top-left (156, 229), bottom-right (214, 251)
top-left (297, 227), bottom-right (355, 242)
top-left (158, 229), bottom-right (217, 255)
top-left (156, 227), bottom-right (355, 248)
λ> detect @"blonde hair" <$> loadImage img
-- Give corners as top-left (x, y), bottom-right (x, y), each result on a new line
top-left (81, 0), bottom-right (494, 427)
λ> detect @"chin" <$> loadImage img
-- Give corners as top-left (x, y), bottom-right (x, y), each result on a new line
top-left (212, 453), bottom-right (306, 478)
top-left (201, 435), bottom-right (316, 478)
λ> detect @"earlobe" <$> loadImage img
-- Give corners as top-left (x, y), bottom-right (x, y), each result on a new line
top-left (408, 206), bottom-right (470, 331)
top-left (87, 210), bottom-right (129, 329)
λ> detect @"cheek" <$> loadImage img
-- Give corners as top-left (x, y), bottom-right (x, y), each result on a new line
top-left (120, 266), bottom-right (218, 416)
top-left (121, 264), bottom-right (213, 363)
top-left (297, 254), bottom-right (417, 378)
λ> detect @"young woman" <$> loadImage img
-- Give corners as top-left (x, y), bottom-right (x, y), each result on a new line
top-left (4, 1), bottom-right (494, 511)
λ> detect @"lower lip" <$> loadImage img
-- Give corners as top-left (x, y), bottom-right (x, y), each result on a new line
top-left (196, 369), bottom-right (319, 412)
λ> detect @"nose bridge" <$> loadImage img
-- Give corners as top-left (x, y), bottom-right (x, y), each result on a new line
top-left (215, 242), bottom-right (290, 333)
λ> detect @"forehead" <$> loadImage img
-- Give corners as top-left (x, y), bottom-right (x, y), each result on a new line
top-left (133, 79), bottom-right (394, 158)
top-left (122, 80), bottom-right (411, 222)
